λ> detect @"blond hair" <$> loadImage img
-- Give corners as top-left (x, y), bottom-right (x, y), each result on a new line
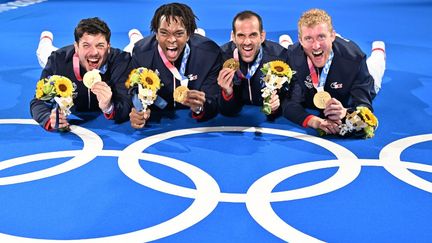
top-left (298, 9), bottom-right (333, 38)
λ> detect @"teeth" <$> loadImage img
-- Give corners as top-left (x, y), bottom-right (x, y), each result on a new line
top-left (312, 50), bottom-right (323, 56)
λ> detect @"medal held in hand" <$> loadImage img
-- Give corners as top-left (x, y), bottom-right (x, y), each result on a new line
top-left (313, 90), bottom-right (331, 109)
top-left (173, 85), bottom-right (189, 103)
top-left (83, 69), bottom-right (101, 89)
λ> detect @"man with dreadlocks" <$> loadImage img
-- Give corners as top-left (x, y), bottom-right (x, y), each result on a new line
top-left (129, 2), bottom-right (222, 129)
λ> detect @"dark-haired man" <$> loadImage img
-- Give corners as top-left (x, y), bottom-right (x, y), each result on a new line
top-left (129, 2), bottom-right (222, 129)
top-left (30, 17), bottom-right (132, 131)
top-left (217, 10), bottom-right (289, 118)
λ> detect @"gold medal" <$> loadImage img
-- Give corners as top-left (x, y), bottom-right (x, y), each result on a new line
top-left (173, 85), bottom-right (189, 103)
top-left (313, 91), bottom-right (331, 109)
top-left (83, 70), bottom-right (101, 89)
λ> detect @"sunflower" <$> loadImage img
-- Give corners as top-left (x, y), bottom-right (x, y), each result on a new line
top-left (357, 106), bottom-right (378, 127)
top-left (140, 68), bottom-right (161, 91)
top-left (126, 68), bottom-right (143, 88)
top-left (269, 60), bottom-right (292, 79)
top-left (52, 75), bottom-right (73, 97)
top-left (35, 89), bottom-right (44, 99)
top-left (36, 79), bottom-right (44, 90)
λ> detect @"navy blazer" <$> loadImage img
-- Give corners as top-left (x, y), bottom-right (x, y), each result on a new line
top-left (282, 36), bottom-right (374, 126)
top-left (131, 34), bottom-right (222, 121)
top-left (219, 40), bottom-right (289, 117)
top-left (30, 45), bottom-right (132, 129)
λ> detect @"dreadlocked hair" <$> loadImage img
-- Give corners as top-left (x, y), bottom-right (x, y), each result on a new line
top-left (151, 2), bottom-right (198, 36)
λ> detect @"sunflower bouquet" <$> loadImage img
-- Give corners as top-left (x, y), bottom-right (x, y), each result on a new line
top-left (126, 67), bottom-right (161, 111)
top-left (260, 60), bottom-right (294, 115)
top-left (35, 75), bottom-right (75, 116)
top-left (338, 106), bottom-right (378, 138)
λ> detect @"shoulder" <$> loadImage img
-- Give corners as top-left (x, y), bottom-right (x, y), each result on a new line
top-left (107, 47), bottom-right (131, 63)
top-left (189, 34), bottom-right (221, 55)
top-left (220, 41), bottom-right (235, 53)
top-left (51, 45), bottom-right (75, 61)
top-left (333, 36), bottom-right (366, 62)
top-left (133, 34), bottom-right (157, 53)
top-left (262, 40), bottom-right (287, 59)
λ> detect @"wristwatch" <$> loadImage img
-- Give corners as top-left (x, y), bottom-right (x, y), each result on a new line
top-left (193, 106), bottom-right (203, 115)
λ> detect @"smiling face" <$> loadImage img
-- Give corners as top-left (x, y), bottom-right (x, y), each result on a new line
top-left (74, 33), bottom-right (110, 71)
top-left (299, 23), bottom-right (335, 68)
top-left (232, 16), bottom-right (265, 63)
top-left (156, 16), bottom-right (190, 62)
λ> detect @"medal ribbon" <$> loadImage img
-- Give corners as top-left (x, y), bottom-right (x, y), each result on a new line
top-left (73, 53), bottom-right (82, 81)
top-left (307, 50), bottom-right (334, 91)
top-left (233, 46), bottom-right (263, 80)
top-left (158, 43), bottom-right (190, 86)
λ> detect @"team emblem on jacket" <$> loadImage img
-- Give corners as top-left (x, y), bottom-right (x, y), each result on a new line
top-left (188, 74), bottom-right (198, 81)
top-left (330, 82), bottom-right (343, 89)
top-left (304, 75), bottom-right (313, 89)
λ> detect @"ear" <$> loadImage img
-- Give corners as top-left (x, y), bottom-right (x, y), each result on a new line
top-left (261, 30), bottom-right (266, 44)
top-left (74, 42), bottom-right (78, 52)
top-left (230, 30), bottom-right (234, 42)
top-left (330, 30), bottom-right (336, 42)
top-left (298, 34), bottom-right (303, 47)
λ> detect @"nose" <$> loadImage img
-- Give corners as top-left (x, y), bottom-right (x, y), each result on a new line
top-left (312, 39), bottom-right (321, 49)
top-left (167, 34), bottom-right (176, 43)
top-left (243, 36), bottom-right (252, 45)
top-left (89, 45), bottom-right (99, 55)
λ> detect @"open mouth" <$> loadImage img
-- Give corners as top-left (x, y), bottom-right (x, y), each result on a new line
top-left (166, 46), bottom-right (178, 60)
top-left (241, 46), bottom-right (254, 57)
top-left (312, 50), bottom-right (323, 57)
top-left (87, 57), bottom-right (100, 70)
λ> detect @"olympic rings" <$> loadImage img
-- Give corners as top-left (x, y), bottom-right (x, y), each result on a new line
top-left (0, 119), bottom-right (431, 242)
top-left (0, 119), bottom-right (103, 185)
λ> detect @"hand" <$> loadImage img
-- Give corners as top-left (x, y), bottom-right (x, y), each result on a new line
top-left (183, 90), bottom-right (206, 113)
top-left (269, 91), bottom-right (280, 113)
top-left (217, 68), bottom-right (236, 96)
top-left (308, 116), bottom-right (341, 135)
top-left (324, 98), bottom-right (347, 121)
top-left (50, 108), bottom-right (69, 129)
top-left (91, 81), bottom-right (113, 112)
top-left (129, 107), bottom-right (151, 129)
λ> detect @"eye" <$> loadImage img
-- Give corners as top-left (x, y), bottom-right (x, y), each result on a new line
top-left (303, 36), bottom-right (312, 42)
top-left (158, 30), bottom-right (168, 37)
top-left (175, 31), bottom-right (185, 38)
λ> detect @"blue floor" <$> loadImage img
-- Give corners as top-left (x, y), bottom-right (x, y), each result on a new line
top-left (1, 0), bottom-right (432, 242)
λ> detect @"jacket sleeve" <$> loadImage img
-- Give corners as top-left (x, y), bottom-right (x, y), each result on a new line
top-left (282, 77), bottom-right (312, 126)
top-left (350, 57), bottom-right (374, 111)
top-left (109, 51), bottom-right (133, 123)
top-left (218, 82), bottom-right (244, 116)
top-left (197, 50), bottom-right (222, 121)
top-left (30, 54), bottom-right (56, 130)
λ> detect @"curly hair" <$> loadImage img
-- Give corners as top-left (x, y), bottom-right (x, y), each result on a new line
top-left (298, 9), bottom-right (333, 37)
top-left (150, 2), bottom-right (198, 36)
top-left (74, 17), bottom-right (111, 43)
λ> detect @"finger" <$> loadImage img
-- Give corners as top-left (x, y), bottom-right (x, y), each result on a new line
top-left (187, 91), bottom-right (206, 102)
